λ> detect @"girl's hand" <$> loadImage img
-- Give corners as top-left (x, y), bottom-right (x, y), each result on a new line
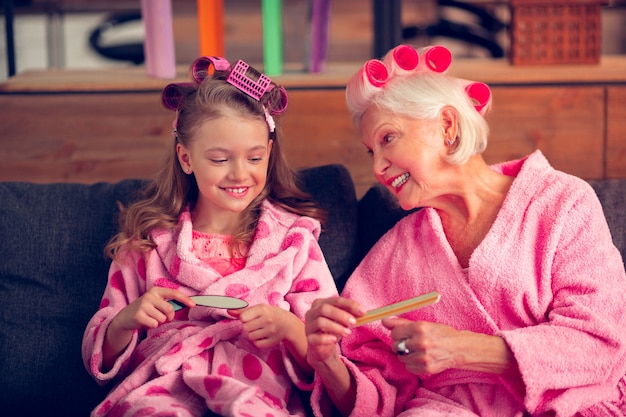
top-left (231, 304), bottom-right (297, 349)
top-left (103, 287), bottom-right (194, 371)
top-left (112, 287), bottom-right (195, 332)
top-left (304, 297), bottom-right (364, 367)
top-left (383, 317), bottom-right (518, 377)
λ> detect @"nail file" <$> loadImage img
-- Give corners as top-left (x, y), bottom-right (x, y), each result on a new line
top-left (354, 291), bottom-right (441, 326)
top-left (168, 295), bottom-right (248, 312)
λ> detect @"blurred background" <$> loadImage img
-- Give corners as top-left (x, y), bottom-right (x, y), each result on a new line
top-left (1, 0), bottom-right (625, 81)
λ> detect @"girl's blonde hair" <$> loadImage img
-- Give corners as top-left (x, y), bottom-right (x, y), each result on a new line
top-left (106, 66), bottom-right (325, 260)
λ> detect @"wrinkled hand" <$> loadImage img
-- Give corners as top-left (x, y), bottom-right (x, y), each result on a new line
top-left (231, 304), bottom-right (297, 349)
top-left (383, 317), bottom-right (466, 377)
top-left (304, 297), bottom-right (364, 367)
top-left (112, 287), bottom-right (195, 332)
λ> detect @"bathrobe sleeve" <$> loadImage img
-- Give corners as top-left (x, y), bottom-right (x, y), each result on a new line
top-left (310, 220), bottom-right (424, 417)
top-left (498, 178), bottom-right (626, 416)
top-left (81, 248), bottom-right (148, 385)
top-left (272, 214), bottom-right (340, 389)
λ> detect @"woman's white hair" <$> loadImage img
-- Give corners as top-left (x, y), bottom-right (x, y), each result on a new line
top-left (347, 72), bottom-right (490, 165)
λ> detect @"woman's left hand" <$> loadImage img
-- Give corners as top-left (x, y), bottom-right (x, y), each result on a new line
top-left (382, 317), bottom-right (519, 377)
top-left (383, 317), bottom-right (465, 376)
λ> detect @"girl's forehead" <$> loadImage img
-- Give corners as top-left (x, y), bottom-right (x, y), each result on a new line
top-left (192, 115), bottom-right (269, 149)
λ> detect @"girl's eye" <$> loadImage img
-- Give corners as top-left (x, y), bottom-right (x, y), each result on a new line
top-left (249, 156), bottom-right (264, 163)
top-left (210, 158), bottom-right (227, 163)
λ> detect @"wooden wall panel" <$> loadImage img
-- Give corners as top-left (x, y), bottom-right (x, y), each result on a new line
top-left (607, 86), bottom-right (626, 178)
top-left (280, 90), bottom-right (374, 197)
top-left (484, 86), bottom-right (605, 179)
top-left (0, 93), bottom-right (172, 183)
top-left (0, 90), bottom-right (379, 196)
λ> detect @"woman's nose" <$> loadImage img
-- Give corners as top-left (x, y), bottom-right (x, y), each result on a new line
top-left (372, 151), bottom-right (389, 177)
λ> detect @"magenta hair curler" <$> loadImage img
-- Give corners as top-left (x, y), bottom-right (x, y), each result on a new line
top-left (346, 59), bottom-right (389, 113)
top-left (463, 81), bottom-right (492, 115)
top-left (226, 60), bottom-right (272, 101)
top-left (363, 59), bottom-right (389, 87)
top-left (420, 45), bottom-right (452, 73)
top-left (191, 56), bottom-right (231, 83)
top-left (266, 85), bottom-right (289, 114)
top-left (346, 44), bottom-right (491, 116)
top-left (162, 82), bottom-right (195, 110)
top-left (382, 44), bottom-right (419, 76)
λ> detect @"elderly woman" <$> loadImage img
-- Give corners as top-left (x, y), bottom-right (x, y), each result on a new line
top-left (305, 45), bottom-right (626, 417)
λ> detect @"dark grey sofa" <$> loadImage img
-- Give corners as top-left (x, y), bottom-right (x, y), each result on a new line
top-left (0, 164), bottom-right (624, 416)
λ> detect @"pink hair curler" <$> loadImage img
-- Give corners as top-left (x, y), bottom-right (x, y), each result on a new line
top-left (382, 44), bottom-right (419, 76)
top-left (463, 81), bottom-right (492, 115)
top-left (363, 59), bottom-right (389, 87)
top-left (420, 45), bottom-right (452, 73)
top-left (346, 59), bottom-right (389, 113)
top-left (162, 82), bottom-right (194, 110)
top-left (191, 56), bottom-right (231, 83)
top-left (226, 60), bottom-right (272, 101)
top-left (266, 85), bottom-right (289, 114)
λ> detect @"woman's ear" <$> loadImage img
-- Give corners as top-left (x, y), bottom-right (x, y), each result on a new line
top-left (440, 106), bottom-right (458, 145)
top-left (176, 143), bottom-right (192, 174)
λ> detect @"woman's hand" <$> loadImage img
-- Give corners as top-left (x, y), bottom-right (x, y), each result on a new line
top-left (383, 317), bottom-right (520, 377)
top-left (304, 297), bottom-right (364, 416)
top-left (102, 287), bottom-right (195, 371)
top-left (304, 297), bottom-right (364, 366)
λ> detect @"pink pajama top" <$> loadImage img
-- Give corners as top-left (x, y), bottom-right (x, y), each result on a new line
top-left (82, 200), bottom-right (338, 416)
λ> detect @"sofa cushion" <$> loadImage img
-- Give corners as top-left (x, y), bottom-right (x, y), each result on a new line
top-left (588, 179), bottom-right (626, 261)
top-left (0, 164), bottom-right (357, 416)
top-left (0, 179), bottom-right (144, 415)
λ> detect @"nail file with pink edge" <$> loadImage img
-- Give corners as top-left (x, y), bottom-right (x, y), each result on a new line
top-left (168, 295), bottom-right (248, 312)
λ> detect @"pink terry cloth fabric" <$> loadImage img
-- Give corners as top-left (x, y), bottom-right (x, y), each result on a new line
top-left (82, 200), bottom-right (338, 417)
top-left (311, 150), bottom-right (626, 417)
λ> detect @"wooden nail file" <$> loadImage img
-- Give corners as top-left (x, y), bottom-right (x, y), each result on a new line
top-left (354, 291), bottom-right (441, 326)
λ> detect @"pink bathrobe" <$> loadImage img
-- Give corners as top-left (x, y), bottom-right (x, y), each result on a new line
top-left (311, 151), bottom-right (626, 417)
top-left (82, 200), bottom-right (337, 417)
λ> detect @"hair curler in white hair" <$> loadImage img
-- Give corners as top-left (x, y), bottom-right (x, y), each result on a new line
top-left (345, 59), bottom-right (389, 114)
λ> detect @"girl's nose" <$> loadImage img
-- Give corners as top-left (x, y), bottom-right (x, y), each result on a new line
top-left (229, 159), bottom-right (247, 181)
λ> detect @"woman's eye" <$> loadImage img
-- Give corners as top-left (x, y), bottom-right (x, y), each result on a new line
top-left (366, 149), bottom-right (373, 158)
top-left (383, 134), bottom-right (393, 144)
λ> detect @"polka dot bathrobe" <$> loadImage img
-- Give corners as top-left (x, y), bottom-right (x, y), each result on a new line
top-left (82, 200), bottom-right (338, 417)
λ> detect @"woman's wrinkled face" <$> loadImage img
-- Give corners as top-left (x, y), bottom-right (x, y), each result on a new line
top-left (360, 106), bottom-right (448, 210)
top-left (177, 113), bottom-right (272, 232)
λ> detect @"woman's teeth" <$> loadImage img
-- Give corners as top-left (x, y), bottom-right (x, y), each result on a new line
top-left (391, 173), bottom-right (410, 188)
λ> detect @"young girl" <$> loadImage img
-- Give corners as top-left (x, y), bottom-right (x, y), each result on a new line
top-left (82, 56), bottom-right (338, 417)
